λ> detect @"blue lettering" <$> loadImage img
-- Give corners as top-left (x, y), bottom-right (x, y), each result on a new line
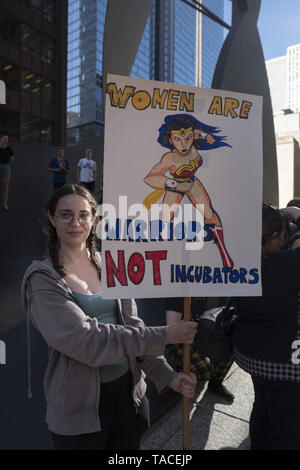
top-left (229, 269), bottom-right (240, 283)
top-left (134, 219), bottom-right (148, 242)
top-left (239, 268), bottom-right (248, 283)
top-left (248, 268), bottom-right (259, 284)
top-left (126, 219), bottom-right (134, 241)
top-left (170, 264), bottom-right (174, 282)
top-left (174, 222), bottom-right (185, 241)
top-left (213, 267), bottom-right (223, 283)
top-left (187, 266), bottom-right (194, 282)
top-left (203, 266), bottom-right (212, 283)
top-left (222, 267), bottom-right (231, 283)
top-left (105, 218), bottom-right (120, 240)
top-left (194, 266), bottom-right (202, 282)
top-left (167, 221), bottom-right (174, 241)
top-left (175, 265), bottom-right (187, 282)
top-left (204, 224), bottom-right (214, 242)
top-left (187, 221), bottom-right (202, 242)
top-left (150, 219), bottom-right (164, 241)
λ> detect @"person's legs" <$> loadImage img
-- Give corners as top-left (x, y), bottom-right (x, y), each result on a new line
top-left (208, 355), bottom-right (235, 402)
top-left (50, 375), bottom-right (122, 450)
top-left (249, 376), bottom-right (269, 450)
top-left (50, 372), bottom-right (151, 451)
top-left (107, 372), bottom-right (150, 450)
top-left (260, 379), bottom-right (300, 450)
top-left (50, 428), bottom-right (109, 450)
top-left (165, 343), bottom-right (212, 381)
top-left (211, 355), bottom-right (234, 382)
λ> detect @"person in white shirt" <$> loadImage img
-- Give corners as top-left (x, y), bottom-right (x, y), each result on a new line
top-left (77, 149), bottom-right (97, 193)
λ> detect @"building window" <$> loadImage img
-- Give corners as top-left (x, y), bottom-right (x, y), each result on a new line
top-left (22, 0), bottom-right (55, 23)
top-left (20, 113), bottom-right (54, 144)
top-left (20, 24), bottom-right (54, 64)
top-left (21, 69), bottom-right (54, 104)
top-left (41, 38), bottom-right (54, 64)
top-left (0, 61), bottom-right (20, 91)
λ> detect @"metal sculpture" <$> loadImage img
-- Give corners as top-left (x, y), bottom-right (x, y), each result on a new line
top-left (212, 0), bottom-right (278, 205)
top-left (102, 0), bottom-right (153, 117)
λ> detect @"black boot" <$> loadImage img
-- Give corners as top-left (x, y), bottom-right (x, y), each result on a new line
top-left (208, 380), bottom-right (234, 403)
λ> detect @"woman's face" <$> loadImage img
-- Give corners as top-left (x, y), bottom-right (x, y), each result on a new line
top-left (49, 194), bottom-right (95, 249)
top-left (169, 129), bottom-right (194, 156)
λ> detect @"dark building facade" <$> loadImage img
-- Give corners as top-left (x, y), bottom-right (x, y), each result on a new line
top-left (0, 0), bottom-right (67, 145)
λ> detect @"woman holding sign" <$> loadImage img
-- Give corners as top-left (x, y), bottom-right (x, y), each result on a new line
top-left (143, 114), bottom-right (233, 268)
top-left (21, 184), bottom-right (197, 450)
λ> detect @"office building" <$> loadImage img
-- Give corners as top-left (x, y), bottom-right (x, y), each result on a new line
top-left (132, 0), bottom-right (224, 87)
top-left (67, 0), bottom-right (225, 144)
top-left (0, 0), bottom-right (67, 145)
top-left (286, 44), bottom-right (300, 113)
top-left (266, 44), bottom-right (300, 207)
top-left (67, 0), bottom-right (107, 145)
top-left (266, 43), bottom-right (300, 115)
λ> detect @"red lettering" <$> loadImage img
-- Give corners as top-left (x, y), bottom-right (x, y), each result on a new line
top-left (127, 252), bottom-right (145, 285)
top-left (105, 250), bottom-right (128, 287)
top-left (145, 251), bottom-right (167, 285)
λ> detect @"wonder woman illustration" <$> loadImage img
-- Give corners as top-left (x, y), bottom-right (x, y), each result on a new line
top-left (143, 114), bottom-right (233, 268)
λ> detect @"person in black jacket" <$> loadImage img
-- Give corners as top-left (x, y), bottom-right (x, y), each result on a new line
top-left (233, 202), bottom-right (300, 450)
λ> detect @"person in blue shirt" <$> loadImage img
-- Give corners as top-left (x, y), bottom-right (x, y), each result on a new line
top-left (49, 147), bottom-right (69, 191)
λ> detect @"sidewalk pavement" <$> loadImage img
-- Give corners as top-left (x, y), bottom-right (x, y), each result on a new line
top-left (141, 364), bottom-right (254, 450)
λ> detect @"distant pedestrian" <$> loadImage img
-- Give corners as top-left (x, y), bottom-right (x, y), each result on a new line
top-left (0, 134), bottom-right (14, 211)
top-left (77, 149), bottom-right (97, 193)
top-left (49, 147), bottom-right (69, 191)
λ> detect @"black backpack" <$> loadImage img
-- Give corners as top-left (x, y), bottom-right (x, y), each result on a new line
top-left (192, 298), bottom-right (238, 364)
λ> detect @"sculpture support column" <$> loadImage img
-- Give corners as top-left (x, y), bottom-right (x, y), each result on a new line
top-left (102, 0), bottom-right (153, 118)
top-left (212, 0), bottom-right (278, 205)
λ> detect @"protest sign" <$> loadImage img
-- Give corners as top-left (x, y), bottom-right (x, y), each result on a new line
top-left (101, 74), bottom-right (263, 299)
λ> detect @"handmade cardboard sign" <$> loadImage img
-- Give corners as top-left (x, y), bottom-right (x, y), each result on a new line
top-left (100, 74), bottom-right (262, 299)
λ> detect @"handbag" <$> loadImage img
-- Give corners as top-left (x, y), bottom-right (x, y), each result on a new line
top-left (193, 298), bottom-right (238, 364)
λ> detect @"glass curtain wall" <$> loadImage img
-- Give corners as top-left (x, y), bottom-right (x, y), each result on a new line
top-left (67, 0), bottom-right (107, 145)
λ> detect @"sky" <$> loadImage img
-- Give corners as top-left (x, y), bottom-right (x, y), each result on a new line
top-left (224, 0), bottom-right (300, 61)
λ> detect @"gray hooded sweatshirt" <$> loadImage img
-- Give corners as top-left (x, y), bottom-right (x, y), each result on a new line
top-left (21, 259), bottom-right (177, 436)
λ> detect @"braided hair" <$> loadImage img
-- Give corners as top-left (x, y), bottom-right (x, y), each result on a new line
top-left (44, 184), bottom-right (100, 278)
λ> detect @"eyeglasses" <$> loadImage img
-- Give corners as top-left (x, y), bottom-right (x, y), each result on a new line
top-left (54, 212), bottom-right (93, 224)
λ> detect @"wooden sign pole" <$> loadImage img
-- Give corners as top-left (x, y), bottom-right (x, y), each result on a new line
top-left (183, 296), bottom-right (191, 450)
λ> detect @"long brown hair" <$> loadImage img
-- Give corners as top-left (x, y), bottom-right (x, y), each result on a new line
top-left (44, 184), bottom-right (100, 278)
